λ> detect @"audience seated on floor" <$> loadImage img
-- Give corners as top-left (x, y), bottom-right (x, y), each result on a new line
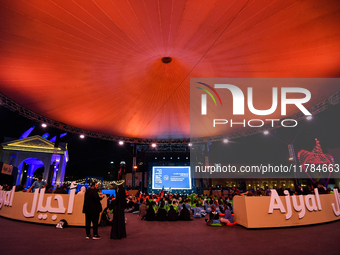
top-left (167, 205), bottom-right (178, 221)
top-left (145, 201), bottom-right (156, 221)
top-left (205, 205), bottom-right (220, 226)
top-left (219, 203), bottom-right (234, 224)
top-left (156, 202), bottom-right (168, 221)
top-left (179, 201), bottom-right (192, 221)
top-left (139, 198), bottom-right (147, 220)
top-left (100, 207), bottom-right (113, 226)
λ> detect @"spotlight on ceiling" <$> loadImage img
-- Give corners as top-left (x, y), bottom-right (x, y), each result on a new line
top-left (263, 131), bottom-right (269, 135)
top-left (306, 115), bottom-right (313, 120)
top-left (80, 134), bottom-right (85, 139)
top-left (41, 123), bottom-right (47, 128)
top-left (151, 143), bottom-right (157, 148)
top-left (188, 143), bottom-right (192, 147)
top-left (289, 157), bottom-right (294, 161)
top-left (223, 139), bottom-right (229, 143)
top-left (119, 141), bottom-right (124, 145)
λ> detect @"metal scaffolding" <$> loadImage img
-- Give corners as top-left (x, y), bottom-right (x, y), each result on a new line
top-left (1, 90), bottom-right (339, 144)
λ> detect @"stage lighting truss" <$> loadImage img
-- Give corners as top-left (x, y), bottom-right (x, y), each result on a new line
top-left (1, 90), bottom-right (339, 144)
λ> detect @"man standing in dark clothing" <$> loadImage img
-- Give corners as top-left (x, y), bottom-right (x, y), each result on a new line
top-left (83, 182), bottom-right (104, 240)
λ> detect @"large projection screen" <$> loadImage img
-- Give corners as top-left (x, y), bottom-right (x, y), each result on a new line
top-left (152, 166), bottom-right (191, 190)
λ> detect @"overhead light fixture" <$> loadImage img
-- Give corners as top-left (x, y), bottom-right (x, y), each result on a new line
top-left (151, 143), bottom-right (157, 148)
top-left (41, 123), bottom-right (47, 128)
top-left (306, 116), bottom-right (313, 120)
top-left (188, 143), bottom-right (192, 147)
top-left (119, 141), bottom-right (124, 145)
top-left (263, 131), bottom-right (269, 135)
top-left (223, 139), bottom-right (229, 143)
top-left (80, 134), bottom-right (85, 139)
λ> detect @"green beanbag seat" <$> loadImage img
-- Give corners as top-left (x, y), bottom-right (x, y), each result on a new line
top-left (210, 223), bottom-right (223, 227)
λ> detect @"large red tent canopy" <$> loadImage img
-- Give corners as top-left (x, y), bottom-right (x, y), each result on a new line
top-left (0, 0), bottom-right (339, 141)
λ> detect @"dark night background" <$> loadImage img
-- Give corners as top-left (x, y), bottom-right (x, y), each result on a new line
top-left (207, 102), bottom-right (340, 164)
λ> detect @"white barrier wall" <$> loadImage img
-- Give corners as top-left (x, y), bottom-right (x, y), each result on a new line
top-left (234, 189), bottom-right (340, 228)
top-left (0, 187), bottom-right (107, 226)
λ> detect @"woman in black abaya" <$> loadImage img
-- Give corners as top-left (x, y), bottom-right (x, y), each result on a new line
top-left (110, 185), bottom-right (127, 239)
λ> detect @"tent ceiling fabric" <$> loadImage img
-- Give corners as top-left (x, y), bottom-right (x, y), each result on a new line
top-left (0, 0), bottom-right (339, 140)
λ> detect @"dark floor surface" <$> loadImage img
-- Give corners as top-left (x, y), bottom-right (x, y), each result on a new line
top-left (1, 213), bottom-right (340, 255)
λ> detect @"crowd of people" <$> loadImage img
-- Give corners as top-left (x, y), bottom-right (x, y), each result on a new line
top-left (5, 176), bottom-right (69, 194)
top-left (240, 181), bottom-right (332, 196)
top-left (99, 181), bottom-right (336, 229)
top-left (3, 178), bottom-right (334, 197)
top-left (100, 189), bottom-right (235, 228)
top-left (1, 179), bottom-right (338, 239)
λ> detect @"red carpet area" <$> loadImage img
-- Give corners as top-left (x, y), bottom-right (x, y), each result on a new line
top-left (1, 213), bottom-right (340, 255)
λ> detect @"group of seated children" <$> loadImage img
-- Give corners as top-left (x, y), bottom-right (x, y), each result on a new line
top-left (101, 192), bottom-right (234, 226)
top-left (137, 195), bottom-right (234, 225)
top-left (205, 204), bottom-right (234, 226)
top-left (139, 199), bottom-right (192, 221)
